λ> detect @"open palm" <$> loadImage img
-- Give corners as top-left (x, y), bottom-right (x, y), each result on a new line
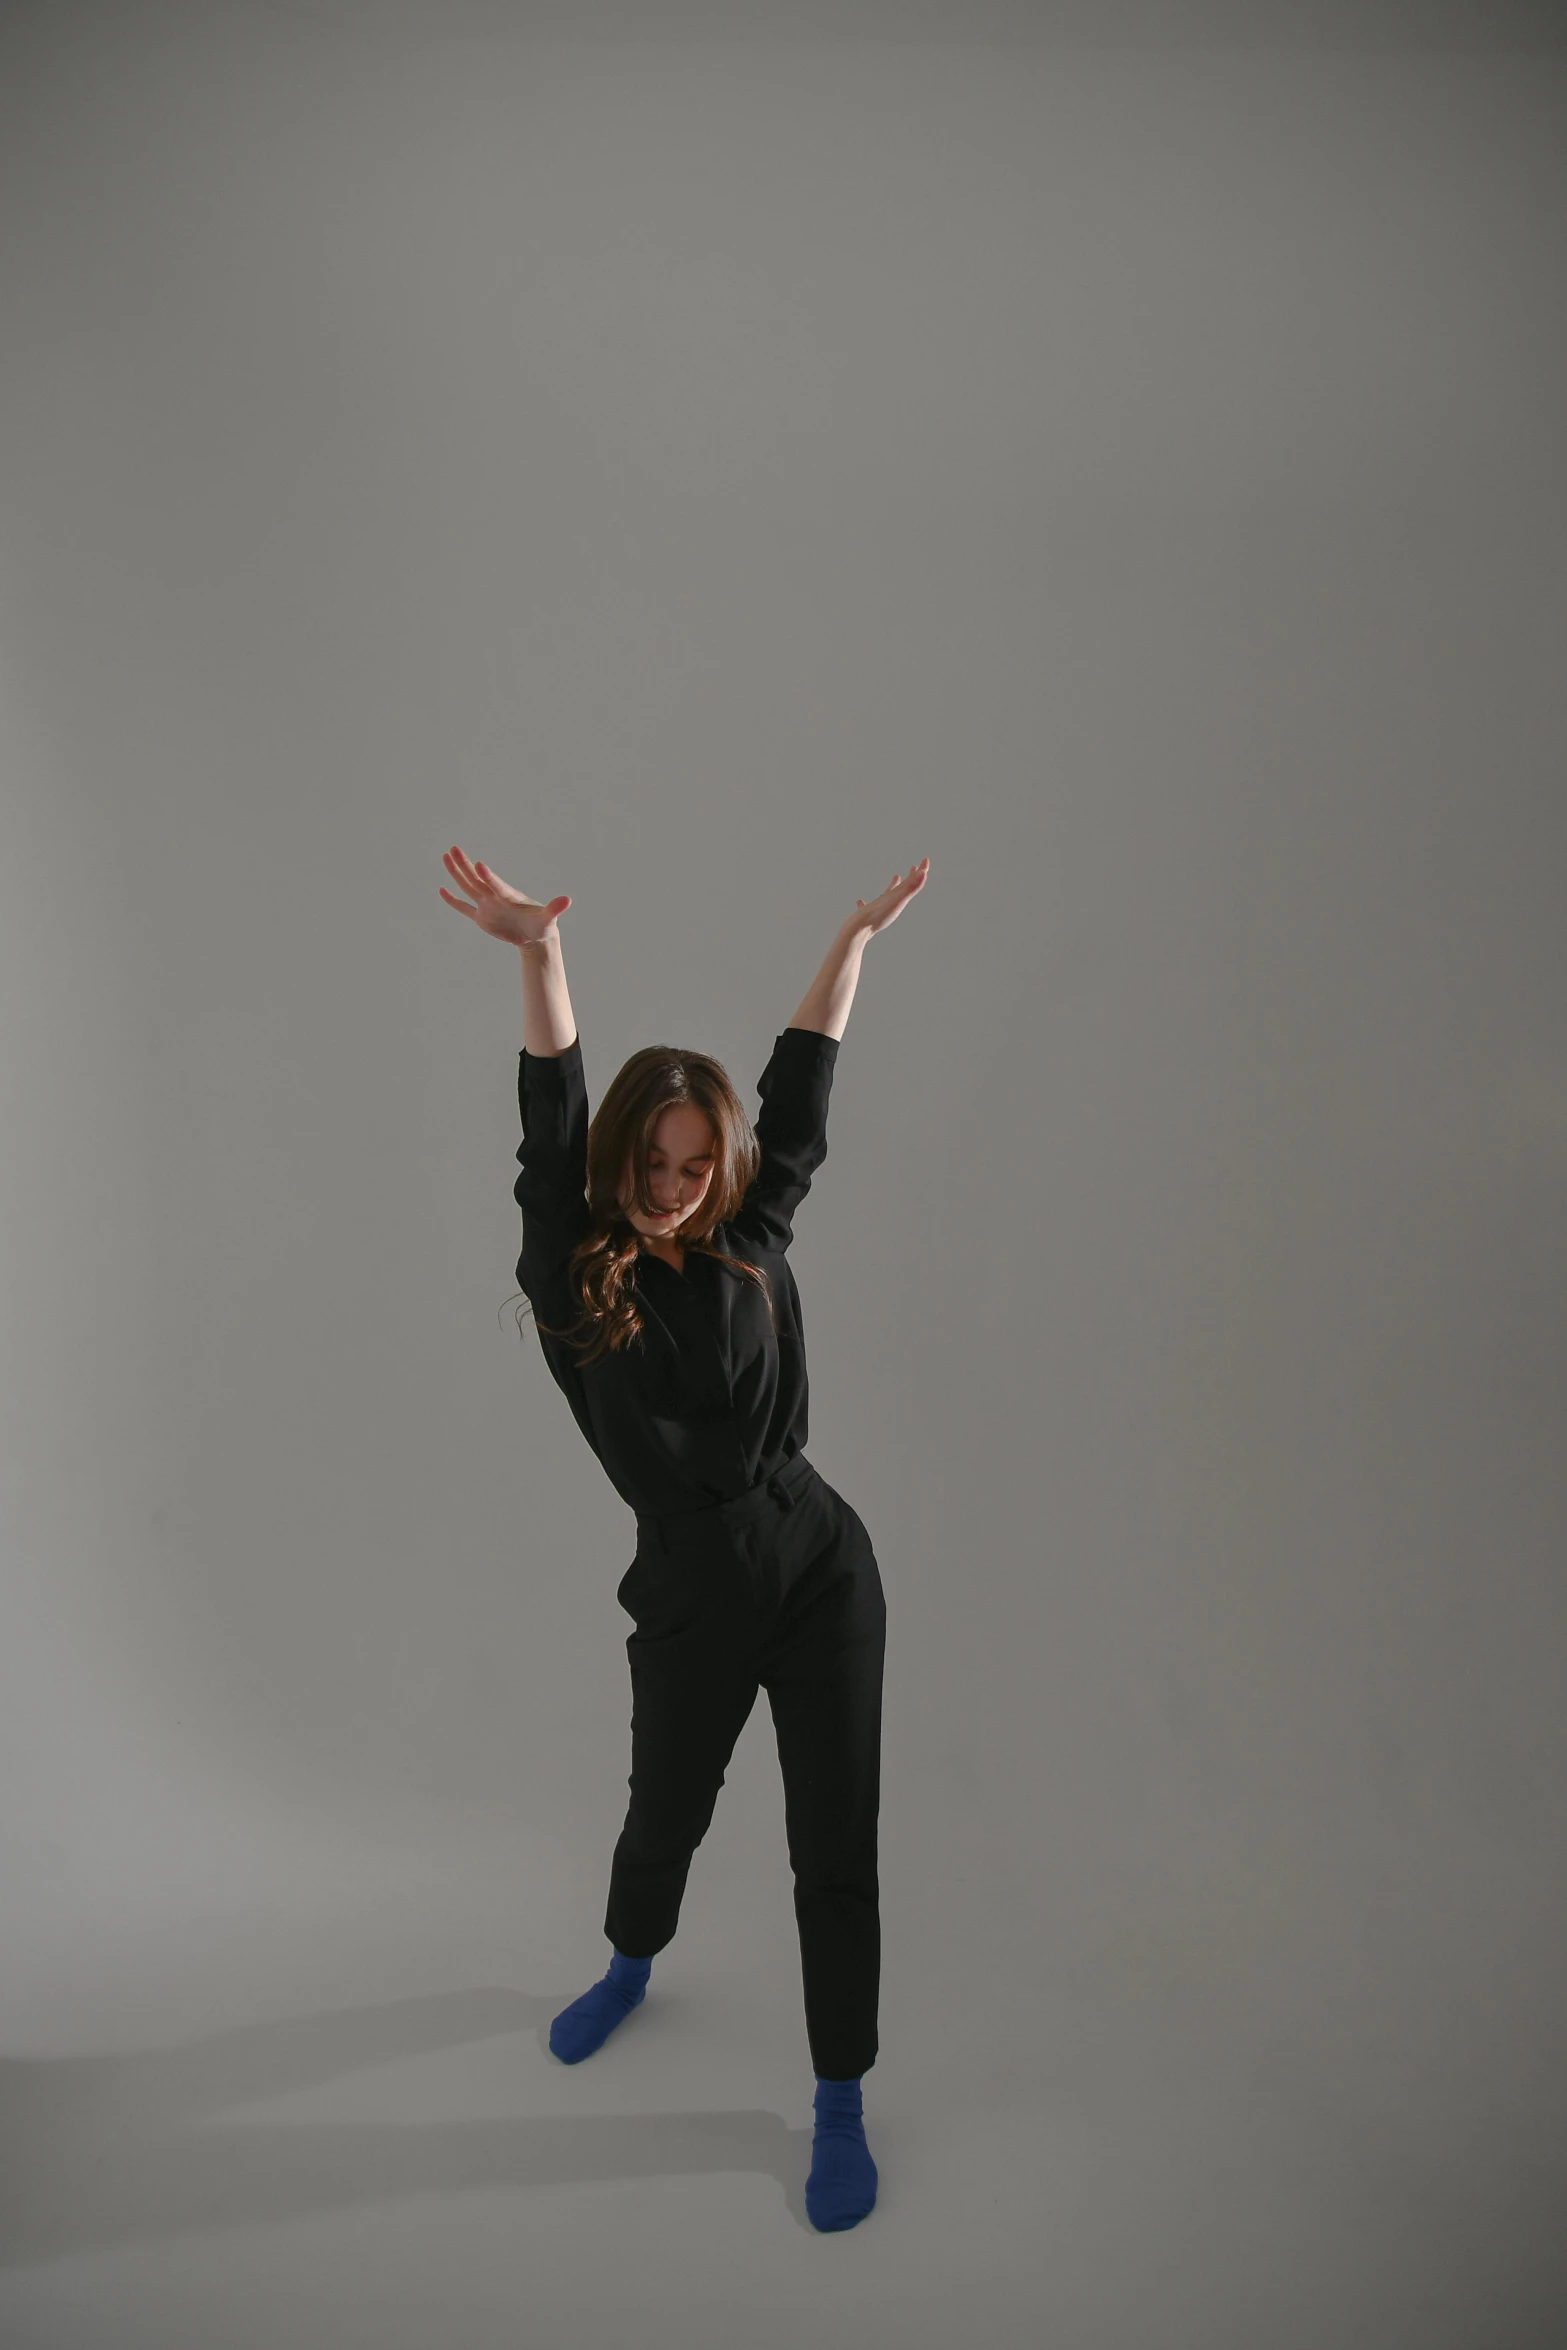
top-left (438, 845), bottom-right (571, 949)
top-left (854, 855), bottom-right (930, 936)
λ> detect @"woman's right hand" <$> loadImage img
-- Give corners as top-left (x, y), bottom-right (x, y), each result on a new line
top-left (439, 846), bottom-right (571, 950)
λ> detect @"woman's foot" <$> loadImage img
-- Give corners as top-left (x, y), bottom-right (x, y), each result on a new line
top-left (805, 2074), bottom-right (878, 2230)
top-left (548, 1947), bottom-right (652, 2064)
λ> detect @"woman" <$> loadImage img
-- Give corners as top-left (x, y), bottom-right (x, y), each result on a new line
top-left (438, 843), bottom-right (931, 2234)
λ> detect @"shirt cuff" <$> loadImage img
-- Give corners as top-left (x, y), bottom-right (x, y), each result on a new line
top-left (520, 1034), bottom-right (582, 1068)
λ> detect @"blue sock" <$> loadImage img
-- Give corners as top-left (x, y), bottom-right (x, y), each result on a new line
top-left (548, 1945), bottom-right (652, 2064)
top-left (805, 2074), bottom-right (878, 2232)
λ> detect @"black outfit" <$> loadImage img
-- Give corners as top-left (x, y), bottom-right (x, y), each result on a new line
top-left (514, 1028), bottom-right (886, 2080)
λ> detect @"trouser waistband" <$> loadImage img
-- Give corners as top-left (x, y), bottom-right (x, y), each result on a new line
top-left (636, 1449), bottom-right (817, 1551)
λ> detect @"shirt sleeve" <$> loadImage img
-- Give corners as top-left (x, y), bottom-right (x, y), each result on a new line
top-left (515, 1034), bottom-right (591, 1301)
top-left (727, 1025), bottom-right (841, 1256)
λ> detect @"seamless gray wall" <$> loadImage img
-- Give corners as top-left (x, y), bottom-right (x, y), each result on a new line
top-left (2, 1), bottom-right (1564, 2338)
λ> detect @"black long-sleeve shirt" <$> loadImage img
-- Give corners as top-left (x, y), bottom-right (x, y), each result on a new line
top-left (514, 1025), bottom-right (841, 1518)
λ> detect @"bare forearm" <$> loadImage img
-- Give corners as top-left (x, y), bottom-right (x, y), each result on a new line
top-left (788, 918), bottom-right (871, 1043)
top-left (520, 935), bottom-right (578, 1056)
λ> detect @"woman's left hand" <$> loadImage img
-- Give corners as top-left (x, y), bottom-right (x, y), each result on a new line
top-left (852, 855), bottom-right (930, 938)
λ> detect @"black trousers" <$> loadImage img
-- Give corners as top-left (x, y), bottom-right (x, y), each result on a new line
top-left (604, 1449), bottom-right (887, 2082)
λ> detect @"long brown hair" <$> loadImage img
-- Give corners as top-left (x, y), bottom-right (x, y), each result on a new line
top-left (506, 1043), bottom-right (776, 1367)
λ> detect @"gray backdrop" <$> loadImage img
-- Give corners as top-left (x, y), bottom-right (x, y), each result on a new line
top-left (3, 1), bottom-right (1564, 2342)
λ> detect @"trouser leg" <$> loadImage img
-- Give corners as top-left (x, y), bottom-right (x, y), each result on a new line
top-left (603, 1627), bottom-right (760, 1960)
top-left (764, 1522), bottom-right (887, 2081)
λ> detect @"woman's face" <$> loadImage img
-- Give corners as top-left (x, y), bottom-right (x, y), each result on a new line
top-left (618, 1102), bottom-right (717, 1239)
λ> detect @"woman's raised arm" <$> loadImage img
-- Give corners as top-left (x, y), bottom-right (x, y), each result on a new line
top-left (788, 855), bottom-right (931, 1040)
top-left (518, 932), bottom-right (578, 1058)
top-left (438, 844), bottom-right (577, 1054)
